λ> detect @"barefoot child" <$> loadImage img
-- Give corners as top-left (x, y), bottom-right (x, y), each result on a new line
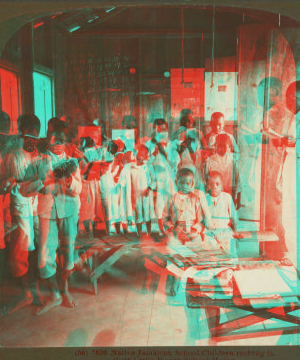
top-left (0, 115), bottom-right (41, 314)
top-left (22, 119), bottom-right (82, 314)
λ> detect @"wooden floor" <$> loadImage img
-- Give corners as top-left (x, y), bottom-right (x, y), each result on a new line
top-left (0, 247), bottom-right (299, 347)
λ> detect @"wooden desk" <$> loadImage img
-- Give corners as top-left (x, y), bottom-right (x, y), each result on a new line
top-left (142, 241), bottom-right (300, 344)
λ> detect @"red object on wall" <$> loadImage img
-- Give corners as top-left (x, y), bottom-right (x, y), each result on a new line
top-left (0, 67), bottom-right (21, 134)
top-left (171, 68), bottom-right (205, 118)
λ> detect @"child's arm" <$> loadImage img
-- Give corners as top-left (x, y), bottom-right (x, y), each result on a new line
top-left (229, 195), bottom-right (238, 231)
top-left (198, 191), bottom-right (215, 230)
top-left (162, 195), bottom-right (175, 234)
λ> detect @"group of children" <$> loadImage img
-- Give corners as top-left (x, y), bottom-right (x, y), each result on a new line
top-left (0, 107), bottom-right (242, 316)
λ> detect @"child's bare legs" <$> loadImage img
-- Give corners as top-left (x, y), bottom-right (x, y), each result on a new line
top-left (83, 220), bottom-right (91, 234)
top-left (136, 222), bottom-right (143, 237)
top-left (146, 221), bottom-right (151, 236)
top-left (36, 274), bottom-right (62, 315)
top-left (158, 218), bottom-right (165, 235)
top-left (8, 273), bottom-right (33, 314)
top-left (105, 221), bottom-right (111, 235)
top-left (114, 222), bottom-right (121, 235)
top-left (122, 222), bottom-right (128, 234)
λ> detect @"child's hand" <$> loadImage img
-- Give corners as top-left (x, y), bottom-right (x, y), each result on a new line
top-left (142, 187), bottom-right (151, 197)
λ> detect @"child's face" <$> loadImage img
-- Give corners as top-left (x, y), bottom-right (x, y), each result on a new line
top-left (136, 149), bottom-right (149, 165)
top-left (177, 175), bottom-right (194, 194)
top-left (155, 124), bottom-right (167, 133)
top-left (22, 128), bottom-right (39, 152)
top-left (216, 141), bottom-right (230, 156)
top-left (211, 117), bottom-right (224, 134)
top-left (155, 173), bottom-right (165, 189)
top-left (209, 176), bottom-right (222, 197)
top-left (50, 131), bottom-right (67, 145)
top-left (186, 114), bottom-right (195, 129)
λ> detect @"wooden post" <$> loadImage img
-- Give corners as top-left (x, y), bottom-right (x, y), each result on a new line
top-left (20, 22), bottom-right (34, 114)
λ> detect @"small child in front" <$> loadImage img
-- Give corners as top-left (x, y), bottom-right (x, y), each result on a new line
top-left (163, 168), bottom-right (214, 245)
top-left (205, 171), bottom-right (238, 254)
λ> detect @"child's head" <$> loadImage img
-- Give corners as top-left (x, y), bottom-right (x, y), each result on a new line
top-left (122, 115), bottom-right (138, 130)
top-left (85, 136), bottom-right (95, 148)
top-left (48, 118), bottom-right (69, 145)
top-left (210, 112), bottom-right (225, 134)
top-left (176, 168), bottom-right (194, 194)
top-left (109, 139), bottom-right (125, 156)
top-left (208, 171), bottom-right (223, 197)
top-left (179, 108), bottom-right (194, 129)
top-left (0, 110), bottom-right (11, 135)
top-left (152, 165), bottom-right (166, 190)
top-left (215, 133), bottom-right (232, 156)
top-left (18, 114), bottom-right (41, 152)
top-left (153, 118), bottom-right (168, 133)
top-left (136, 145), bottom-right (149, 165)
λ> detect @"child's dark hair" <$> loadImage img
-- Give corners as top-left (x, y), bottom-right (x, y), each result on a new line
top-left (177, 167), bottom-right (194, 180)
top-left (122, 115), bottom-right (137, 129)
top-left (136, 144), bottom-right (149, 156)
top-left (48, 118), bottom-right (69, 138)
top-left (211, 112), bottom-right (224, 124)
top-left (208, 171), bottom-right (223, 183)
top-left (215, 133), bottom-right (232, 148)
top-left (85, 136), bottom-right (95, 148)
top-left (18, 114), bottom-right (41, 136)
top-left (0, 110), bottom-right (11, 134)
top-left (153, 118), bottom-right (168, 129)
top-left (179, 108), bottom-right (193, 128)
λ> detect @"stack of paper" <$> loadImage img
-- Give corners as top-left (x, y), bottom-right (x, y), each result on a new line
top-left (234, 267), bottom-right (294, 299)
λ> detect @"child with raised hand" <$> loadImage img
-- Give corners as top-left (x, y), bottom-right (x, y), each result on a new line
top-left (203, 133), bottom-right (243, 209)
top-left (205, 171), bottom-right (238, 255)
top-left (206, 112), bottom-right (239, 156)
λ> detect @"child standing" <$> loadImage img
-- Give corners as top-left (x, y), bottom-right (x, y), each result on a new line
top-left (22, 119), bottom-right (82, 315)
top-left (121, 145), bottom-right (156, 236)
top-left (79, 137), bottom-right (102, 236)
top-left (205, 112), bottom-right (239, 155)
top-left (203, 133), bottom-right (242, 209)
top-left (0, 115), bottom-right (41, 314)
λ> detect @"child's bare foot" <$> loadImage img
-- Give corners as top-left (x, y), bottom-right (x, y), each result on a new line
top-left (62, 291), bottom-right (76, 308)
top-left (36, 294), bottom-right (62, 315)
top-left (8, 291), bottom-right (33, 314)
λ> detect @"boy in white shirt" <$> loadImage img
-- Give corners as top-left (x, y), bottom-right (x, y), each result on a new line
top-left (22, 119), bottom-right (82, 315)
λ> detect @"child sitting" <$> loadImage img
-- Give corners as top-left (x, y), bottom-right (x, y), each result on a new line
top-left (163, 168), bottom-right (214, 245)
top-left (203, 133), bottom-right (242, 209)
top-left (205, 171), bottom-right (238, 254)
top-left (205, 112), bottom-right (239, 155)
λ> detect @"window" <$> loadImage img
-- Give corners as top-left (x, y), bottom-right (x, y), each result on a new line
top-left (33, 70), bottom-right (54, 138)
top-left (0, 62), bottom-right (21, 134)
